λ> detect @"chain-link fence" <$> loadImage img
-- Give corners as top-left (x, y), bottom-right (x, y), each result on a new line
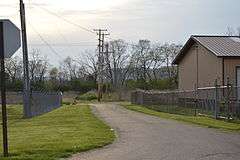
top-left (1, 91), bottom-right (62, 118)
top-left (27, 91), bottom-right (62, 117)
top-left (0, 92), bottom-right (23, 104)
top-left (131, 83), bottom-right (240, 120)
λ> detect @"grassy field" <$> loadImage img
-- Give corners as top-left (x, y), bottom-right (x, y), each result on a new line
top-left (0, 104), bottom-right (115, 160)
top-left (121, 103), bottom-right (240, 132)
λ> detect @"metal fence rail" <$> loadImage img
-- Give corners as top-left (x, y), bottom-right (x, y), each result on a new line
top-left (131, 85), bottom-right (240, 120)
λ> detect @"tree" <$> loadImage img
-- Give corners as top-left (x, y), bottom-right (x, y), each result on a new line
top-left (226, 26), bottom-right (235, 36)
top-left (226, 26), bottom-right (240, 36)
top-left (49, 67), bottom-right (58, 81)
top-left (129, 40), bottom-right (152, 81)
top-left (61, 56), bottom-right (78, 80)
top-left (150, 44), bottom-right (165, 80)
top-left (5, 56), bottom-right (23, 82)
top-left (161, 43), bottom-right (182, 79)
top-left (77, 50), bottom-right (98, 82)
top-left (237, 27), bottom-right (240, 37)
top-left (107, 39), bottom-right (129, 87)
top-left (29, 49), bottom-right (49, 86)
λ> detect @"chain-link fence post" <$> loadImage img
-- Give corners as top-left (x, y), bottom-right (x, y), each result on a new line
top-left (183, 90), bottom-right (186, 108)
top-left (226, 77), bottom-right (231, 120)
top-left (214, 79), bottom-right (219, 119)
top-left (194, 84), bottom-right (198, 116)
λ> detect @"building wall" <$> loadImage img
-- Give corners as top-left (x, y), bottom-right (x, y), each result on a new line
top-left (197, 45), bottom-right (222, 88)
top-left (178, 43), bottom-right (222, 90)
top-left (224, 58), bottom-right (240, 85)
top-left (178, 46), bottom-right (197, 90)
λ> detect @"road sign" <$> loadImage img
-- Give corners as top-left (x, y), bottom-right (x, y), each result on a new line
top-left (0, 19), bottom-right (21, 58)
top-left (0, 19), bottom-right (20, 157)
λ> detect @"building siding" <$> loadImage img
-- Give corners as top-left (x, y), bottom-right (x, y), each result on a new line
top-left (224, 58), bottom-right (240, 85)
top-left (178, 43), bottom-right (222, 90)
top-left (197, 45), bottom-right (222, 88)
top-left (178, 46), bottom-right (197, 90)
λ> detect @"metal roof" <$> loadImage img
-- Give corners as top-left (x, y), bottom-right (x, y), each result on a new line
top-left (172, 35), bottom-right (240, 64)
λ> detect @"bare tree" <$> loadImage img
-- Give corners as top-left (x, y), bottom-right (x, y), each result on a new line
top-left (226, 26), bottom-right (235, 36)
top-left (150, 44), bottom-right (165, 80)
top-left (5, 56), bottom-right (23, 82)
top-left (129, 40), bottom-right (153, 81)
top-left (107, 39), bottom-right (129, 87)
top-left (61, 56), bottom-right (78, 80)
top-left (29, 49), bottom-right (49, 83)
top-left (237, 27), bottom-right (240, 37)
top-left (77, 50), bottom-right (98, 82)
top-left (226, 26), bottom-right (240, 36)
top-left (161, 43), bottom-right (182, 79)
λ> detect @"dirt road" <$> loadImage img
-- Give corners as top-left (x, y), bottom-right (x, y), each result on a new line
top-left (69, 103), bottom-right (240, 160)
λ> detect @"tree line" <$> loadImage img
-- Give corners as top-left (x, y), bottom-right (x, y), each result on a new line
top-left (4, 39), bottom-right (182, 93)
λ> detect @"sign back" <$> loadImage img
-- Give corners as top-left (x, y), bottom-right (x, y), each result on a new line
top-left (0, 19), bottom-right (21, 58)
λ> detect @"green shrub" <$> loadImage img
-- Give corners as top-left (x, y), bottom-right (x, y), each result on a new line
top-left (126, 79), bottom-right (149, 90)
top-left (62, 101), bottom-right (71, 105)
top-left (70, 80), bottom-right (97, 92)
top-left (76, 92), bottom-right (97, 101)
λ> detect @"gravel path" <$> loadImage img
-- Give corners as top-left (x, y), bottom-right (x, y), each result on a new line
top-left (69, 103), bottom-right (240, 160)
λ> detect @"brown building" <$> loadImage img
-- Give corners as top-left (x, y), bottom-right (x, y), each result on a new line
top-left (173, 35), bottom-right (240, 91)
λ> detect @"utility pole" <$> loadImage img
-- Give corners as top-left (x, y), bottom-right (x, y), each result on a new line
top-left (93, 29), bottom-right (109, 102)
top-left (104, 42), bottom-right (115, 95)
top-left (0, 22), bottom-right (8, 157)
top-left (105, 43), bottom-right (114, 85)
top-left (20, 0), bottom-right (31, 118)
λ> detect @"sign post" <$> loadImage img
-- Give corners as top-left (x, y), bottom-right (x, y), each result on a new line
top-left (0, 19), bottom-right (21, 157)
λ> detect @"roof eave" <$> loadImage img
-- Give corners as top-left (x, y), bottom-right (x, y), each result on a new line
top-left (172, 36), bottom-right (195, 65)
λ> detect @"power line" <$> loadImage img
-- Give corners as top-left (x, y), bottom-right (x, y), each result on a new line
top-left (28, 3), bottom-right (139, 49)
top-left (29, 43), bottom-right (97, 46)
top-left (28, 2), bottom-right (140, 48)
top-left (30, 4), bottom-right (96, 35)
top-left (27, 21), bottom-right (63, 59)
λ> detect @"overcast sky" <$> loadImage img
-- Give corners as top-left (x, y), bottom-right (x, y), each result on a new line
top-left (1, 0), bottom-right (240, 65)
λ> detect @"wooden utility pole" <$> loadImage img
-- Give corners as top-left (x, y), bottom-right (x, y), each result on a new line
top-left (93, 29), bottom-right (109, 102)
top-left (20, 0), bottom-right (31, 117)
top-left (105, 43), bottom-right (114, 85)
top-left (0, 21), bottom-right (9, 157)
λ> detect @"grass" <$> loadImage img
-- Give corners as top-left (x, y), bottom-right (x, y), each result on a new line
top-left (121, 102), bottom-right (240, 132)
top-left (0, 104), bottom-right (115, 160)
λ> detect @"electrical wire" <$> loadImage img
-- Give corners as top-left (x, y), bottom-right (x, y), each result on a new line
top-left (28, 2), bottom-right (139, 49)
top-left (28, 3), bottom-right (140, 48)
top-left (29, 43), bottom-right (97, 46)
top-left (30, 3), bottom-right (96, 35)
top-left (27, 21), bottom-right (63, 59)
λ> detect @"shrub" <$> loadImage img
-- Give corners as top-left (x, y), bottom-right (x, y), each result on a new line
top-left (62, 101), bottom-right (71, 105)
top-left (76, 92), bottom-right (97, 101)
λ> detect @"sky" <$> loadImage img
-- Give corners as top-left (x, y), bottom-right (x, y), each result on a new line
top-left (1, 0), bottom-right (240, 65)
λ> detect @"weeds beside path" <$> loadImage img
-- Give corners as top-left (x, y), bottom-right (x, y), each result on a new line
top-left (121, 102), bottom-right (240, 132)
